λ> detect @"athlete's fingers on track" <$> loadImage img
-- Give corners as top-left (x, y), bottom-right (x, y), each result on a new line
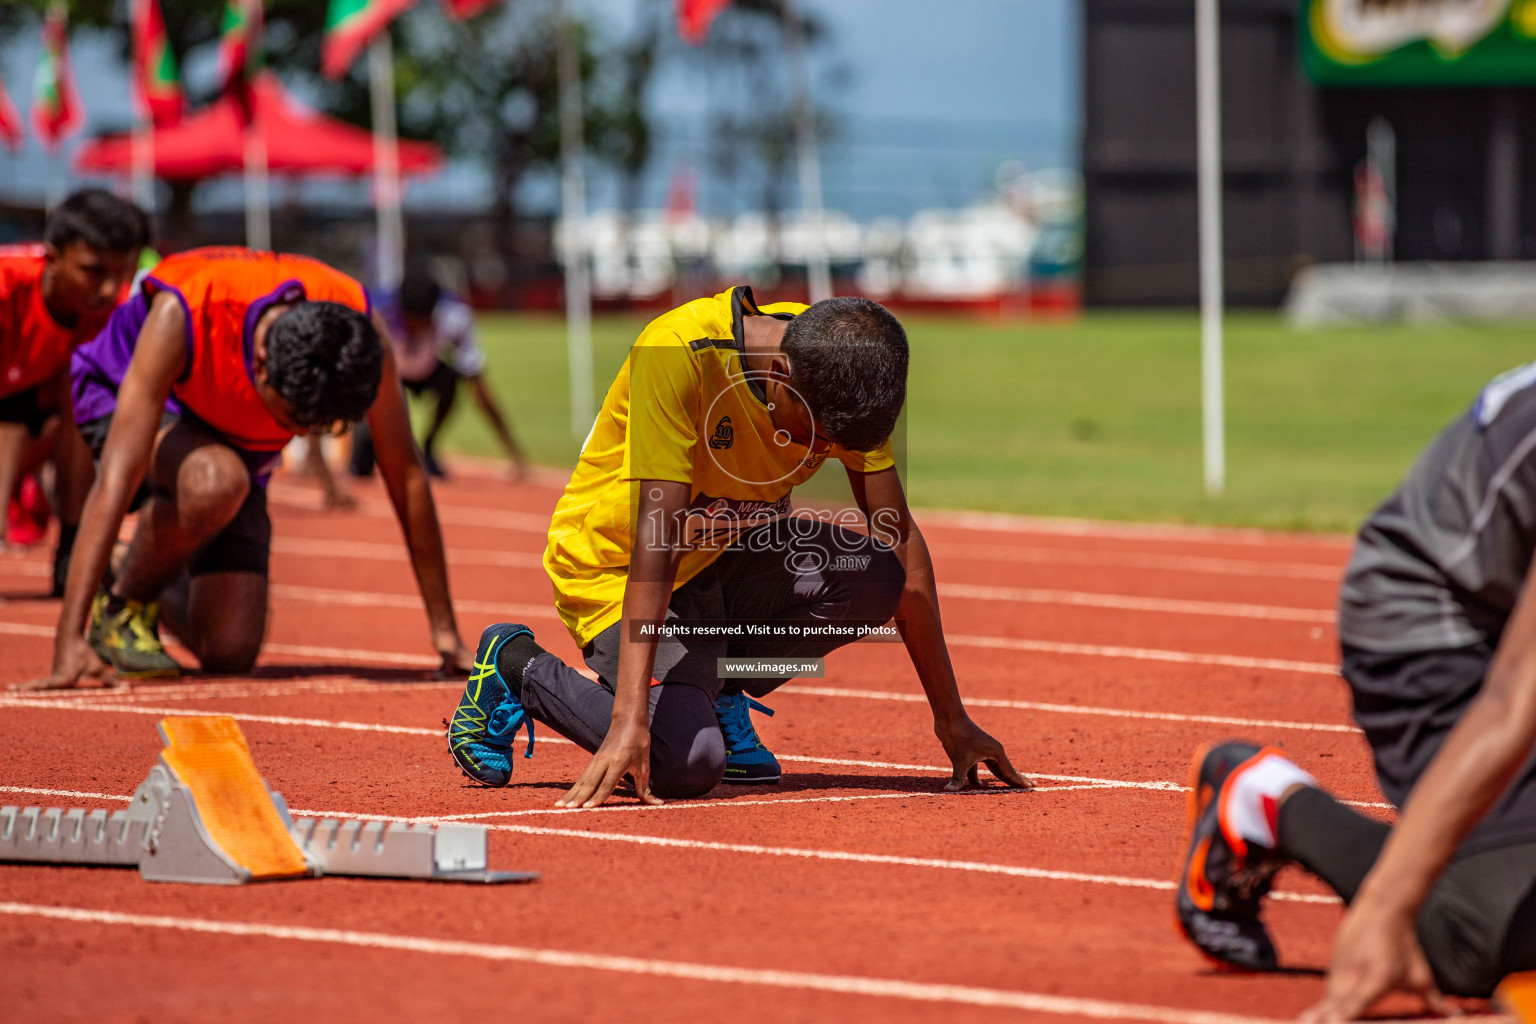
top-left (986, 754), bottom-right (1034, 790)
top-left (629, 766), bottom-right (663, 807)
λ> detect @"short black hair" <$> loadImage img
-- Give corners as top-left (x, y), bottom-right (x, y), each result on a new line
top-left (264, 301), bottom-right (384, 428)
top-left (44, 189), bottom-right (150, 256)
top-left (399, 265), bottom-right (442, 318)
top-left (779, 296), bottom-right (909, 452)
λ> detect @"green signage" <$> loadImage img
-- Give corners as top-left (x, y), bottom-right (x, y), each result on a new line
top-left (1302, 0), bottom-right (1536, 86)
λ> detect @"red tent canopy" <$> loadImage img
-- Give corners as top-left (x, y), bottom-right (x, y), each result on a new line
top-left (73, 74), bottom-right (442, 180)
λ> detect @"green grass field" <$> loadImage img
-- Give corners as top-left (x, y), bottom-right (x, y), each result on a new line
top-left (420, 310), bottom-right (1536, 533)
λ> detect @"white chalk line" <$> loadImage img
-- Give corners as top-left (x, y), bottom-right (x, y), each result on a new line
top-left (937, 582), bottom-right (1335, 624)
top-left (912, 506), bottom-right (1353, 552)
top-left (932, 543), bottom-right (1342, 582)
top-left (266, 486), bottom-right (550, 535)
top-left (270, 536), bottom-right (542, 570)
top-left (270, 583), bottom-right (557, 622)
top-left (0, 697), bottom-right (1184, 794)
top-left (271, 579), bottom-right (1334, 629)
top-left (0, 901), bottom-right (1316, 1024)
top-left (779, 685), bottom-right (1361, 735)
top-left (0, 613), bottom-right (1340, 682)
top-left (0, 784), bottom-right (1336, 910)
top-left (947, 635), bottom-right (1338, 676)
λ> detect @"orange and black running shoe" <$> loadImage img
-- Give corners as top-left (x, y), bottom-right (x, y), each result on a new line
top-left (1174, 741), bottom-right (1282, 971)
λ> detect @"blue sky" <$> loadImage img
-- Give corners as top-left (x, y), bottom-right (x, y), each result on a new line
top-left (0, 0), bottom-right (1079, 219)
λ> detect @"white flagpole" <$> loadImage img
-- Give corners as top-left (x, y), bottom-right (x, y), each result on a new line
top-left (243, 126), bottom-right (270, 250)
top-left (131, 112), bottom-right (154, 212)
top-left (243, 82), bottom-right (270, 251)
top-left (1196, 0), bottom-right (1225, 497)
top-left (368, 32), bottom-right (404, 291)
top-left (782, 0), bottom-right (830, 304)
top-left (557, 0), bottom-right (594, 442)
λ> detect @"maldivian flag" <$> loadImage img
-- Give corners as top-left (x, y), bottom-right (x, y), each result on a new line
top-left (322, 0), bottom-right (417, 79)
top-left (132, 0), bottom-right (184, 126)
top-left (441, 0), bottom-right (503, 19)
top-left (31, 4), bottom-right (82, 149)
top-left (677, 0), bottom-right (731, 44)
top-left (0, 71), bottom-right (22, 151)
top-left (220, 0), bottom-right (264, 99)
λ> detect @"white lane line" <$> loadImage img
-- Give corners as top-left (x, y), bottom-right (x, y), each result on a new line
top-left (260, 643), bottom-right (440, 668)
top-left (780, 685), bottom-right (1361, 735)
top-left (430, 787), bottom-right (1123, 821)
top-left (948, 635), bottom-right (1338, 676)
top-left (914, 507), bottom-right (1353, 551)
top-left (0, 615), bottom-right (1340, 682)
top-left (0, 699), bottom-right (1185, 793)
top-left (0, 902), bottom-right (1305, 1024)
top-left (933, 543), bottom-right (1342, 582)
top-left (0, 784), bottom-right (1366, 902)
top-left (270, 580), bottom-right (1334, 628)
top-left (4, 671), bottom-right (1359, 739)
top-left (267, 486), bottom-right (550, 534)
top-left (0, 698), bottom-right (448, 737)
top-left (0, 785), bottom-right (130, 802)
top-left (937, 583), bottom-right (1335, 624)
top-left (271, 536), bottom-right (542, 570)
top-left (270, 584), bottom-right (557, 622)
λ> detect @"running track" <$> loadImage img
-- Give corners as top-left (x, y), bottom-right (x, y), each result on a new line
top-left (0, 465), bottom-right (1499, 1023)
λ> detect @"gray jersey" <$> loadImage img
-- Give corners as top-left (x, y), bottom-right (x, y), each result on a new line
top-left (1339, 362), bottom-right (1536, 654)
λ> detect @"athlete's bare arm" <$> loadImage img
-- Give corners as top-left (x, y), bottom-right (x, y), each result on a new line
top-left (366, 313), bottom-right (471, 677)
top-left (19, 292), bottom-right (186, 691)
top-left (556, 478), bottom-right (689, 809)
top-left (1303, 546), bottom-right (1536, 1022)
top-left (848, 464), bottom-right (1032, 791)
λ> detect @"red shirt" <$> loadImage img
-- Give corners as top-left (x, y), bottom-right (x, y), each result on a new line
top-left (0, 245), bottom-right (116, 399)
top-left (144, 248), bottom-right (370, 454)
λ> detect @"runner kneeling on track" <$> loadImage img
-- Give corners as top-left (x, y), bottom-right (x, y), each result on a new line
top-left (446, 286), bottom-right (1031, 805)
top-left (0, 190), bottom-right (146, 592)
top-left (1174, 363), bottom-right (1536, 1017)
top-left (18, 246), bottom-right (473, 689)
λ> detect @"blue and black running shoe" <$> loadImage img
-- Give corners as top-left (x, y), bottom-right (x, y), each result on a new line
top-left (714, 693), bottom-right (781, 785)
top-left (447, 623), bottom-right (536, 787)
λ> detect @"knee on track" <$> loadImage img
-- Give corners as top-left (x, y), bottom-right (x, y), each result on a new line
top-left (649, 730), bottom-right (726, 800)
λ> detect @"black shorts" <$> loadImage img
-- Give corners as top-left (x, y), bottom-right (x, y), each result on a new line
top-left (78, 412), bottom-right (272, 578)
top-left (0, 387), bottom-right (53, 437)
top-left (402, 361), bottom-right (461, 397)
top-left (1342, 641), bottom-right (1536, 855)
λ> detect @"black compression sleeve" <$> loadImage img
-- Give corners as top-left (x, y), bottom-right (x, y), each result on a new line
top-left (1275, 786), bottom-right (1392, 903)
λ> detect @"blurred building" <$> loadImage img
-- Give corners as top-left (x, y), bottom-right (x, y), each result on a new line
top-left (1083, 0), bottom-right (1536, 306)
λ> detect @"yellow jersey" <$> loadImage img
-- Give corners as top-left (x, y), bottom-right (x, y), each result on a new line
top-left (544, 286), bottom-right (896, 646)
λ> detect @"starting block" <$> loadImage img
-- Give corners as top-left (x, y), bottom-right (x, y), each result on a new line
top-left (1, 715), bottom-right (538, 886)
top-left (1501, 974), bottom-right (1536, 1023)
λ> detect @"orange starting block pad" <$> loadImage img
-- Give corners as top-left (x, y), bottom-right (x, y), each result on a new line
top-left (0, 716), bottom-right (538, 886)
top-left (1501, 973), bottom-right (1536, 1023)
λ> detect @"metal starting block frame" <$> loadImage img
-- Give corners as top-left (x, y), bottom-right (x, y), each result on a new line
top-left (1, 716), bottom-right (538, 887)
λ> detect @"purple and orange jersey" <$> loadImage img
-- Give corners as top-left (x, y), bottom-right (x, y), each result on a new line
top-left (0, 244), bottom-right (118, 399)
top-left (73, 247), bottom-right (370, 468)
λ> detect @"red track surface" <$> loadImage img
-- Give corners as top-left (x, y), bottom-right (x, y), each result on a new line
top-left (0, 466), bottom-right (1492, 1023)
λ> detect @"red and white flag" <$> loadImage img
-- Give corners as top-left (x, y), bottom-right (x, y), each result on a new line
top-left (0, 70), bottom-right (22, 150)
top-left (31, 4), bottom-right (83, 149)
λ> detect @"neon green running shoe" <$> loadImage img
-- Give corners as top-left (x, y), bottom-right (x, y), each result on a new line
top-left (88, 590), bottom-right (181, 679)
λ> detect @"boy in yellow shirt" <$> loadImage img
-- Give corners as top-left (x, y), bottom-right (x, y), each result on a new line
top-left (447, 287), bottom-right (1029, 805)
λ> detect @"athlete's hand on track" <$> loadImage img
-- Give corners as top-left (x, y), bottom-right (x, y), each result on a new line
top-left (1301, 901), bottom-right (1453, 1022)
top-left (434, 634), bottom-right (475, 679)
top-left (557, 721), bottom-right (663, 809)
top-left (936, 717), bottom-right (1034, 792)
top-left (12, 637), bottom-right (122, 692)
